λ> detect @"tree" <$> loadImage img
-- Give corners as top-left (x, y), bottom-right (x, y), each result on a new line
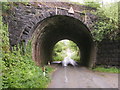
top-left (52, 40), bottom-right (80, 62)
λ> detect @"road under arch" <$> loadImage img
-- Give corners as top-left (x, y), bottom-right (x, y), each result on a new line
top-left (32, 15), bottom-right (95, 67)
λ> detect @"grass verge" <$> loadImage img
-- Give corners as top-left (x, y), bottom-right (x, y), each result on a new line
top-left (93, 66), bottom-right (120, 73)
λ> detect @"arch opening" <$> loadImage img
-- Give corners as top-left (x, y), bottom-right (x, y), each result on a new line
top-left (52, 39), bottom-right (81, 63)
top-left (32, 15), bottom-right (95, 67)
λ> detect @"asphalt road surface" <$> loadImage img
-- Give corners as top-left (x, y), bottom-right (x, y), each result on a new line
top-left (48, 65), bottom-right (118, 88)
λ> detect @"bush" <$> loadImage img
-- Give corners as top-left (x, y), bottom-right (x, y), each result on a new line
top-left (93, 66), bottom-right (120, 73)
top-left (71, 55), bottom-right (80, 62)
top-left (84, 1), bottom-right (100, 8)
top-left (2, 47), bottom-right (53, 88)
top-left (91, 2), bottom-right (119, 42)
top-left (1, 16), bottom-right (53, 88)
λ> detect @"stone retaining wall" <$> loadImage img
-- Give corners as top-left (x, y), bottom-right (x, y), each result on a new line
top-left (96, 39), bottom-right (120, 67)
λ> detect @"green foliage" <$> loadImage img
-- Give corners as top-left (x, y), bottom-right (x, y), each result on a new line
top-left (91, 2), bottom-right (119, 42)
top-left (100, 2), bottom-right (118, 23)
top-left (2, 43), bottom-right (52, 88)
top-left (1, 16), bottom-right (53, 88)
top-left (93, 66), bottom-right (120, 73)
top-left (84, 1), bottom-right (100, 8)
top-left (7, 0), bottom-right (30, 2)
top-left (1, 2), bottom-right (30, 16)
top-left (2, 51), bottom-right (51, 88)
top-left (52, 41), bottom-right (67, 61)
top-left (0, 17), bottom-right (9, 47)
top-left (52, 40), bottom-right (80, 62)
top-left (71, 55), bottom-right (80, 62)
top-left (1, 2), bottom-right (11, 13)
top-left (91, 21), bottom-right (117, 41)
top-left (71, 1), bottom-right (119, 42)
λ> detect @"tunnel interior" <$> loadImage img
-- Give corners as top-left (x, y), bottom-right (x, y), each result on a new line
top-left (32, 15), bottom-right (94, 67)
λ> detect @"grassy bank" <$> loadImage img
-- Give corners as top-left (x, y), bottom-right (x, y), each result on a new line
top-left (2, 50), bottom-right (54, 88)
top-left (1, 17), bottom-right (54, 88)
top-left (93, 66), bottom-right (120, 73)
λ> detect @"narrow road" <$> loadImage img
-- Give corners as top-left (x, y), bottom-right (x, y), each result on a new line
top-left (48, 65), bottom-right (118, 88)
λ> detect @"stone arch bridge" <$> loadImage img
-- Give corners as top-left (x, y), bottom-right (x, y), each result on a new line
top-left (6, 2), bottom-right (119, 67)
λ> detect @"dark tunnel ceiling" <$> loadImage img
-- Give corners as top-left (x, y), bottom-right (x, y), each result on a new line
top-left (32, 15), bottom-right (94, 67)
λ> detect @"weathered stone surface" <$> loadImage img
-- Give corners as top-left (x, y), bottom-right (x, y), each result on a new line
top-left (5, 2), bottom-right (120, 67)
top-left (96, 39), bottom-right (120, 67)
top-left (7, 2), bottom-right (96, 46)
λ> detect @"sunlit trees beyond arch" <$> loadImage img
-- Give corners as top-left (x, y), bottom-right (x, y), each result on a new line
top-left (52, 40), bottom-right (80, 62)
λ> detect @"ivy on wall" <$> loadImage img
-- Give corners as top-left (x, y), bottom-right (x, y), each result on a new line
top-left (90, 2), bottom-right (119, 42)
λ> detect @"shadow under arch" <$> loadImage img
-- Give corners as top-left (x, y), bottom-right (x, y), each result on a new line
top-left (32, 15), bottom-right (96, 68)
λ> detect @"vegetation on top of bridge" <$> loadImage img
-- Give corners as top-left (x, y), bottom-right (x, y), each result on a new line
top-left (70, 1), bottom-right (119, 42)
top-left (90, 2), bottom-right (119, 42)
